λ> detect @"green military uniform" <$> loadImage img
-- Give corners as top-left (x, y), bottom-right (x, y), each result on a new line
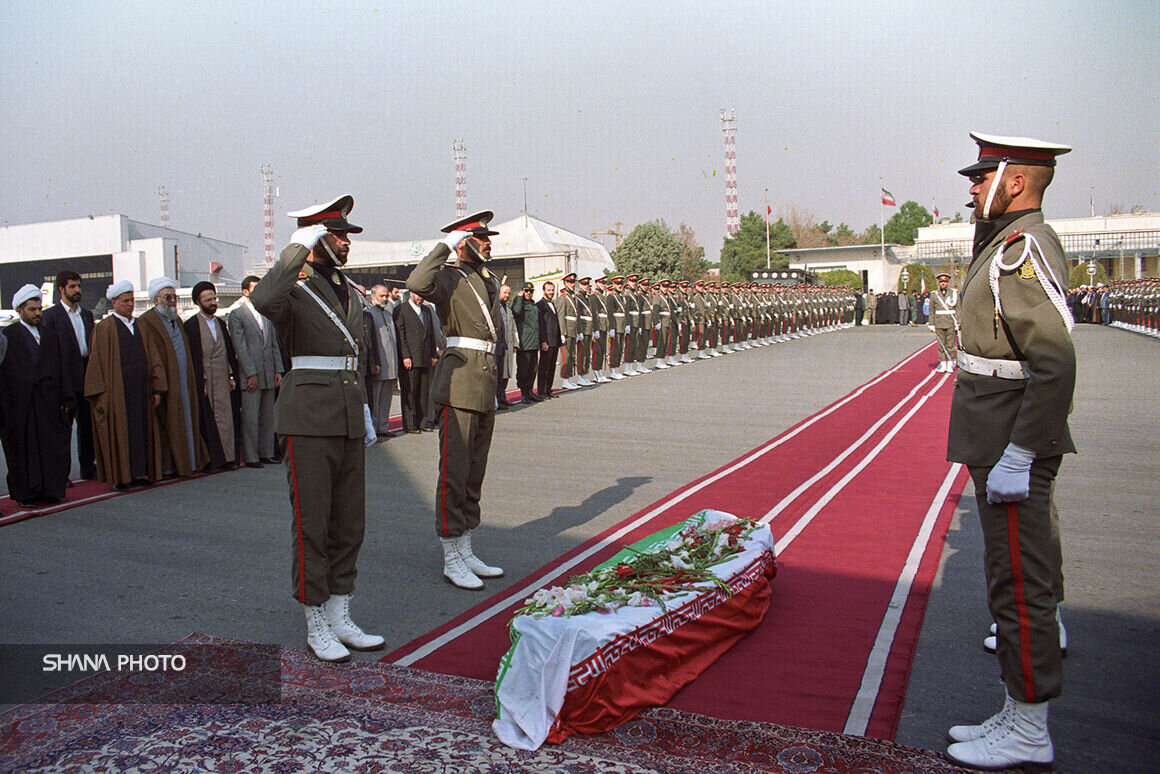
top-left (407, 241), bottom-right (502, 539)
top-left (555, 276), bottom-right (580, 384)
top-left (576, 284), bottom-right (594, 378)
top-left (591, 283), bottom-right (610, 379)
top-left (931, 277), bottom-right (959, 369)
top-left (251, 244), bottom-right (367, 607)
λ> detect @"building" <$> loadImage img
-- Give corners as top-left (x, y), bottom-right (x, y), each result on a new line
top-left (777, 243), bottom-right (915, 293)
top-left (0, 214), bottom-right (248, 313)
top-left (305, 214), bottom-right (614, 294)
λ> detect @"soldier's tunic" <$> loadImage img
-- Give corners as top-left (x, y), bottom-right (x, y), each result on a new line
top-left (607, 291), bottom-right (627, 368)
top-left (947, 209), bottom-right (1075, 704)
top-left (620, 288), bottom-right (639, 367)
top-left (407, 243), bottom-right (503, 538)
top-left (576, 292), bottom-right (594, 374)
top-left (555, 291), bottom-right (580, 381)
top-left (635, 289), bottom-right (653, 363)
top-left (251, 244), bottom-right (368, 606)
top-left (931, 285), bottom-right (959, 364)
top-left (591, 289), bottom-right (610, 374)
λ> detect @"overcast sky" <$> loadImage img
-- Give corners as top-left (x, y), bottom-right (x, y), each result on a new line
top-left (2, 0), bottom-right (1157, 264)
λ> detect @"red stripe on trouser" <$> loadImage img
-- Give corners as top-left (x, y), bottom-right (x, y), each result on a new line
top-left (1007, 502), bottom-right (1037, 702)
top-left (439, 406), bottom-right (450, 537)
top-left (288, 436), bottom-right (306, 603)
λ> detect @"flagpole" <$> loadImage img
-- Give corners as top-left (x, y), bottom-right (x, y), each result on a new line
top-left (765, 188), bottom-right (771, 269)
top-left (879, 177), bottom-right (885, 281)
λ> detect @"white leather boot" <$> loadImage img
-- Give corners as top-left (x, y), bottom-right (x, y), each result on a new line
top-left (456, 532), bottom-right (504, 578)
top-left (947, 697), bottom-right (1053, 771)
top-left (440, 537), bottom-right (483, 590)
top-left (948, 689), bottom-right (1014, 742)
top-left (323, 593), bottom-right (385, 651)
top-left (304, 604), bottom-right (351, 662)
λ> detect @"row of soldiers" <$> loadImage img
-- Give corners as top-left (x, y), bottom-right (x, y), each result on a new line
top-left (552, 274), bottom-right (857, 388)
top-left (1103, 277), bottom-right (1160, 336)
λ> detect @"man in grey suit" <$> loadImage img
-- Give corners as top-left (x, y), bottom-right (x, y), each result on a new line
top-left (228, 275), bottom-right (284, 467)
top-left (365, 284), bottom-right (399, 439)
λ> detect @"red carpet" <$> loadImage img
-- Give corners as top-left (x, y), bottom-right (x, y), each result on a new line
top-left (385, 342), bottom-right (969, 740)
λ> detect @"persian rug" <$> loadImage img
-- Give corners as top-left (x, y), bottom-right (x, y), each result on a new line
top-left (0, 633), bottom-right (1009, 773)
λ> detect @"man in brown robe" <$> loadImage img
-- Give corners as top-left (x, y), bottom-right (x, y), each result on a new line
top-left (85, 281), bottom-right (160, 489)
top-left (137, 276), bottom-right (209, 477)
top-left (184, 281), bottom-right (240, 469)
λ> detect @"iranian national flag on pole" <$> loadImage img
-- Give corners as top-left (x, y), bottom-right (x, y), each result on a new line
top-left (933, 206), bottom-right (940, 219)
top-left (881, 188), bottom-right (897, 207)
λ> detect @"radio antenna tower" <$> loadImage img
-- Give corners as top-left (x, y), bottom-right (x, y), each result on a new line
top-left (261, 163), bottom-right (276, 264)
top-left (453, 140), bottom-right (467, 218)
top-left (158, 186), bottom-right (170, 228)
top-left (720, 109), bottom-right (740, 235)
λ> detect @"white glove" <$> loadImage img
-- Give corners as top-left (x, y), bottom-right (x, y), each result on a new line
top-left (655, 323), bottom-right (661, 330)
top-left (986, 443), bottom-right (1035, 504)
top-left (291, 224), bottom-right (329, 250)
top-left (363, 404), bottom-right (377, 448)
top-left (626, 325), bottom-right (632, 334)
top-left (443, 230), bottom-right (471, 252)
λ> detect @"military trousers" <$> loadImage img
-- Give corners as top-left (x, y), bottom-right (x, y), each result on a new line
top-left (969, 456), bottom-right (1065, 703)
top-left (934, 326), bottom-right (957, 363)
top-left (283, 434), bottom-right (366, 607)
top-left (560, 336), bottom-right (578, 379)
top-left (591, 330), bottom-right (607, 373)
top-left (609, 331), bottom-right (625, 368)
top-left (579, 332), bottom-right (592, 373)
top-left (435, 403), bottom-right (495, 538)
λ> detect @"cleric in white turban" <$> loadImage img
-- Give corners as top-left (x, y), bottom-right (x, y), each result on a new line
top-left (147, 276), bottom-right (177, 301)
top-left (106, 280), bottom-right (135, 301)
top-left (11, 283), bottom-right (41, 310)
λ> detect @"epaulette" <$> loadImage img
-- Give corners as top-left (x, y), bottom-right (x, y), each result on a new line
top-left (1004, 229), bottom-right (1026, 246)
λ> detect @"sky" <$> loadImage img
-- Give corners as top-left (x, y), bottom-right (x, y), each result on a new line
top-left (2, 0), bottom-right (1157, 265)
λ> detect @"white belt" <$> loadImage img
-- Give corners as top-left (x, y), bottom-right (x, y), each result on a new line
top-left (564, 316), bottom-right (577, 321)
top-left (935, 310), bottom-right (956, 315)
top-left (613, 313), bottom-right (625, 317)
top-left (292, 355), bottom-right (358, 371)
top-left (446, 336), bottom-right (495, 354)
top-left (957, 352), bottom-right (1029, 380)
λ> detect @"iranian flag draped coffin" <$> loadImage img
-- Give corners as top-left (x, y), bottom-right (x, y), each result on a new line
top-left (493, 510), bottom-right (777, 750)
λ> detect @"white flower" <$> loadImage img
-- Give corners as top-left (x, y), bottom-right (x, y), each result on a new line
top-left (669, 553), bottom-right (695, 570)
top-left (626, 592), bottom-right (653, 607)
top-left (712, 533), bottom-right (731, 557)
top-left (702, 514), bottom-right (738, 532)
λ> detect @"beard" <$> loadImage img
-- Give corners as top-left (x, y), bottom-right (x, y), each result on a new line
top-left (976, 179), bottom-right (1013, 221)
top-left (199, 302), bottom-right (218, 316)
top-left (156, 303), bottom-right (178, 321)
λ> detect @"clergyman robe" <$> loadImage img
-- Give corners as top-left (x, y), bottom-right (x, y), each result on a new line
top-left (0, 323), bottom-right (74, 502)
top-left (138, 308), bottom-right (209, 476)
top-left (85, 315), bottom-right (161, 487)
top-left (185, 312), bottom-right (240, 467)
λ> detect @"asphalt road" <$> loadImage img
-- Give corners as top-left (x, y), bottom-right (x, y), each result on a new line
top-left (2, 322), bottom-right (1156, 772)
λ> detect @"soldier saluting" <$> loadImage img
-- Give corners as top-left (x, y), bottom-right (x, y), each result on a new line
top-left (407, 211), bottom-right (506, 590)
top-left (251, 194), bottom-right (383, 663)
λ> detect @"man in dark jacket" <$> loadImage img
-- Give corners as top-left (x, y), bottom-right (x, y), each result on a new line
top-left (394, 290), bottom-right (438, 433)
top-left (511, 282), bottom-right (543, 403)
top-left (535, 282), bottom-right (560, 398)
top-left (41, 271), bottom-right (96, 479)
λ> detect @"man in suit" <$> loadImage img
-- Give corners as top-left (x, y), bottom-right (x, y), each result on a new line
top-left (365, 284), bottom-right (399, 439)
top-left (535, 281), bottom-right (559, 398)
top-left (494, 283), bottom-right (516, 408)
top-left (0, 285), bottom-right (74, 508)
top-left (185, 281), bottom-right (241, 469)
top-left (944, 133), bottom-right (1075, 771)
top-left (406, 210), bottom-right (506, 590)
top-left (394, 289), bottom-right (438, 433)
top-left (229, 275), bottom-right (284, 467)
top-left (41, 270), bottom-right (96, 479)
top-left (251, 194), bottom-right (383, 663)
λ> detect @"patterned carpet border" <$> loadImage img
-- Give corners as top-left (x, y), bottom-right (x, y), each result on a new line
top-left (0, 633), bottom-right (1012, 773)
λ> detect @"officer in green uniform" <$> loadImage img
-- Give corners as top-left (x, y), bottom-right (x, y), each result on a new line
top-left (620, 274), bottom-right (640, 375)
top-left (251, 194), bottom-right (383, 663)
top-left (636, 278), bottom-right (654, 371)
top-left (406, 210), bottom-right (506, 591)
top-left (931, 273), bottom-right (959, 372)
top-left (555, 273), bottom-right (581, 389)
top-left (591, 276), bottom-right (611, 382)
top-left (944, 133), bottom-right (1075, 771)
top-left (575, 277), bottom-right (595, 385)
top-left (605, 276), bottom-right (628, 379)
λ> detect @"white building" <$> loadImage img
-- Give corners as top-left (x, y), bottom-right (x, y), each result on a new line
top-left (778, 243), bottom-right (915, 294)
top-left (0, 214), bottom-right (248, 311)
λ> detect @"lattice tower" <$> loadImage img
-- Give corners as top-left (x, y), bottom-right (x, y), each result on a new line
top-left (720, 109), bottom-right (739, 235)
top-left (261, 163), bottom-right (275, 264)
top-left (158, 186), bottom-right (170, 229)
top-left (453, 140), bottom-right (467, 217)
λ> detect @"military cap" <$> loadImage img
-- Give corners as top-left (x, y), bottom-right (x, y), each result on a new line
top-left (958, 132), bottom-right (1071, 177)
top-left (522, 282), bottom-right (535, 292)
top-left (594, 276), bottom-right (607, 285)
top-left (288, 194), bottom-right (363, 233)
top-left (562, 272), bottom-right (577, 282)
top-left (625, 274), bottom-right (639, 281)
top-left (578, 276), bottom-right (591, 285)
top-left (936, 273), bottom-right (951, 281)
top-left (440, 209), bottom-right (499, 236)
top-left (610, 275), bottom-right (625, 284)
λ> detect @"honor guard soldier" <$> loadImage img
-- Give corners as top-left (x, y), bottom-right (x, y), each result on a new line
top-left (250, 194), bottom-right (383, 663)
top-left (574, 277), bottom-right (595, 385)
top-left (605, 276), bottom-right (628, 379)
top-left (944, 133), bottom-right (1075, 771)
top-left (931, 273), bottom-right (959, 372)
top-left (407, 210), bottom-right (506, 590)
top-left (620, 275), bottom-right (641, 375)
top-left (555, 273), bottom-right (581, 389)
top-left (591, 276), bottom-right (611, 381)
top-left (636, 278), bottom-right (654, 371)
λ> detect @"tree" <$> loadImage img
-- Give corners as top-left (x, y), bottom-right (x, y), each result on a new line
top-left (884, 201), bottom-right (933, 245)
top-left (673, 222), bottom-right (710, 282)
top-left (817, 269), bottom-right (860, 287)
top-left (898, 263), bottom-right (936, 293)
top-left (720, 211), bottom-right (795, 284)
top-left (832, 223), bottom-right (859, 246)
top-left (861, 223), bottom-right (882, 244)
top-left (611, 221), bottom-right (684, 280)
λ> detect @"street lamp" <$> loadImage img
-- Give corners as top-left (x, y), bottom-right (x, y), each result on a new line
top-left (900, 268), bottom-right (910, 291)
